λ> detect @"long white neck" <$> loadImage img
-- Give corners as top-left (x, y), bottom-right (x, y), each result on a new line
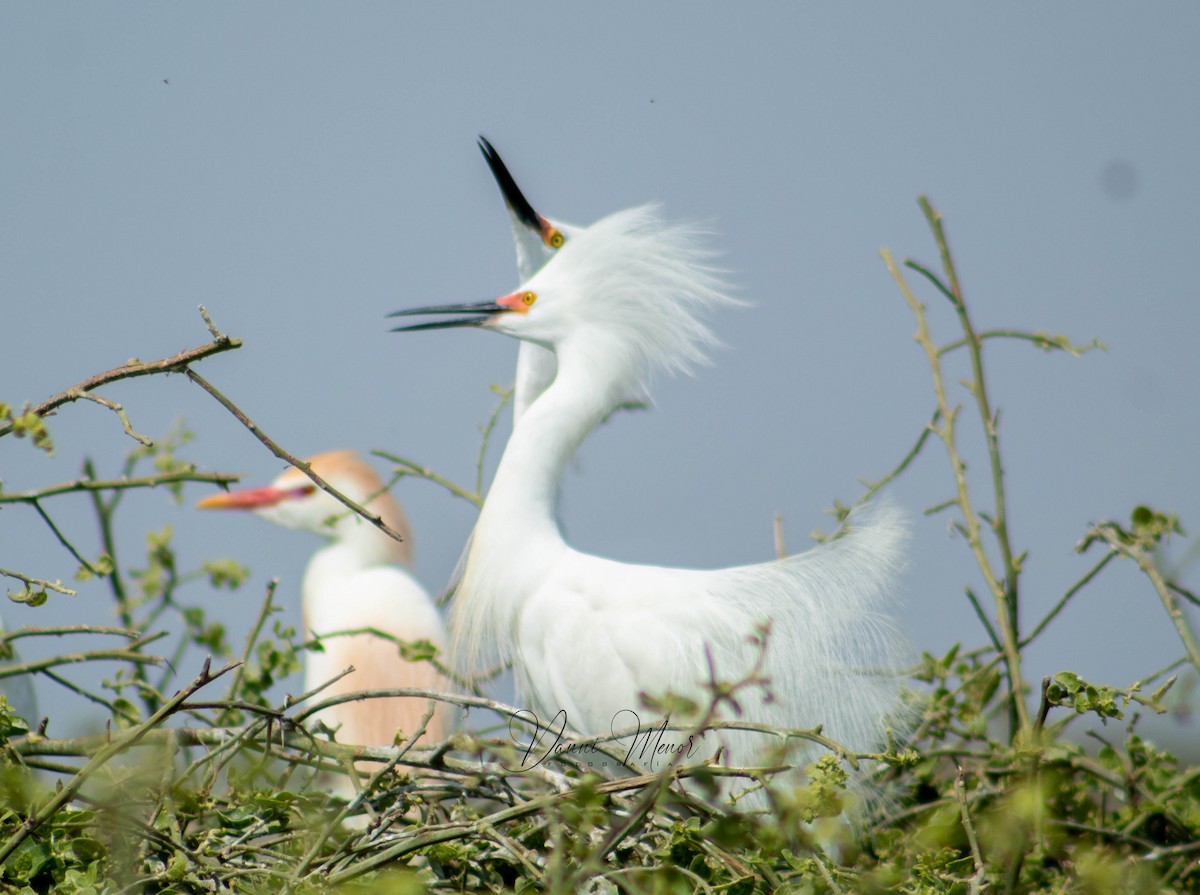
top-left (512, 342), bottom-right (558, 424)
top-left (452, 337), bottom-right (628, 675)
top-left (509, 210), bottom-right (557, 426)
top-left (300, 496), bottom-right (411, 628)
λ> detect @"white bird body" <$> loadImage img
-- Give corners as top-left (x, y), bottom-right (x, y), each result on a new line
top-left (198, 450), bottom-right (451, 746)
top-left (392, 206), bottom-right (910, 788)
top-left (299, 536), bottom-right (449, 748)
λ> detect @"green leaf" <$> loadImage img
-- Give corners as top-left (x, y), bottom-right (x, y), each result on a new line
top-left (203, 558), bottom-right (250, 590)
top-left (397, 637), bottom-right (440, 663)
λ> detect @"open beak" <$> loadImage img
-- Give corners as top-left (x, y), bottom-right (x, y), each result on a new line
top-left (387, 300), bottom-right (510, 332)
top-left (477, 136), bottom-right (564, 249)
top-left (196, 485), bottom-right (306, 510)
top-left (388, 291), bottom-right (528, 332)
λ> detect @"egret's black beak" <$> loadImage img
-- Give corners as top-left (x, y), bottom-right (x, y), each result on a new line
top-left (478, 136), bottom-right (541, 232)
top-left (388, 301), bottom-right (510, 332)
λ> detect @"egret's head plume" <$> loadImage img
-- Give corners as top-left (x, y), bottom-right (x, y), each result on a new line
top-left (506, 205), bottom-right (742, 386)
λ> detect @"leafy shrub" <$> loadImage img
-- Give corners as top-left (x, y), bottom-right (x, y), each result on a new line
top-left (1, 203), bottom-right (1196, 893)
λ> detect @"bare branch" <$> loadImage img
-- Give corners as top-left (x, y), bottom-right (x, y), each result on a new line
top-left (0, 311), bottom-right (241, 441)
top-left (1, 566), bottom-right (76, 597)
top-left (0, 657), bottom-right (239, 866)
top-left (0, 470), bottom-right (241, 504)
top-left (185, 369), bottom-right (405, 543)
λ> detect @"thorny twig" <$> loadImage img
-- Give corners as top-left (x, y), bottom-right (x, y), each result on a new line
top-left (185, 367), bottom-right (407, 544)
top-left (0, 657), bottom-right (239, 866)
top-left (881, 201), bottom-right (1031, 737)
top-left (0, 310), bottom-right (241, 442)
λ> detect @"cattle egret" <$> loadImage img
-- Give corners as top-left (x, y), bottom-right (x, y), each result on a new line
top-left (197, 450), bottom-right (451, 747)
top-left (390, 207), bottom-right (910, 794)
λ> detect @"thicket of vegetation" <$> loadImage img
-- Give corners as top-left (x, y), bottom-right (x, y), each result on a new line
top-left (2, 200), bottom-right (1197, 893)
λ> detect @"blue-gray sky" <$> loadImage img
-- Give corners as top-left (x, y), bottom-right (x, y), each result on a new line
top-left (3, 5), bottom-right (1198, 746)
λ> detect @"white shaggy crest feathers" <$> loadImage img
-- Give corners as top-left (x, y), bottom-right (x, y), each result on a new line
top-left (516, 205), bottom-right (743, 389)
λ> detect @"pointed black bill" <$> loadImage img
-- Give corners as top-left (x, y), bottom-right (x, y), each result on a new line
top-left (477, 136), bottom-right (542, 232)
top-left (388, 300), bottom-right (509, 333)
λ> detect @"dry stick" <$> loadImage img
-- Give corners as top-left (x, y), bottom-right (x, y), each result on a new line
top-left (1021, 549), bottom-right (1118, 648)
top-left (479, 822), bottom-right (548, 888)
top-left (295, 624), bottom-right (457, 692)
top-left (939, 329), bottom-right (1105, 358)
top-left (860, 408), bottom-right (941, 502)
top-left (1169, 580), bottom-right (1200, 608)
top-left (0, 323), bottom-right (241, 440)
top-left (9, 718), bottom-right (767, 886)
top-left (286, 687), bottom-right (842, 781)
top-left (2, 624), bottom-right (142, 643)
top-left (80, 449), bottom-right (178, 715)
top-left (881, 244), bottom-right (1031, 735)
top-left (38, 668), bottom-right (140, 724)
top-left (603, 865), bottom-right (717, 895)
top-left (955, 766), bottom-right (989, 894)
top-left (219, 578), bottom-right (280, 721)
top-left (0, 566), bottom-right (75, 597)
top-left (1092, 526), bottom-right (1200, 675)
top-left (0, 657), bottom-right (239, 866)
top-left (290, 701), bottom-right (441, 887)
top-left (964, 587), bottom-right (1004, 655)
top-left (373, 383), bottom-right (514, 510)
top-left (8, 725), bottom-right (275, 761)
top-left (590, 647), bottom-right (772, 869)
top-left (184, 369), bottom-right (405, 544)
top-left (374, 452), bottom-right (483, 508)
top-left (83, 457), bottom-right (135, 635)
top-left (914, 195), bottom-right (1028, 739)
top-left (69, 391), bottom-right (152, 445)
top-left (0, 471), bottom-right (240, 503)
top-left (773, 513), bottom-right (786, 559)
top-left (0, 636), bottom-right (168, 680)
top-left (208, 665), bottom-right (367, 781)
top-left (816, 408), bottom-right (940, 544)
top-left (1034, 676), bottom-right (1054, 734)
top-left (0, 312), bottom-right (241, 617)
top-left (811, 855), bottom-right (846, 895)
top-left (29, 499), bottom-right (98, 575)
top-left (320, 765), bottom-right (727, 887)
top-left (475, 385), bottom-right (513, 493)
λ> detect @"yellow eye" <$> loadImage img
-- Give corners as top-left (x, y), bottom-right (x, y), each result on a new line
top-left (522, 291), bottom-right (537, 307)
top-left (548, 229), bottom-right (565, 249)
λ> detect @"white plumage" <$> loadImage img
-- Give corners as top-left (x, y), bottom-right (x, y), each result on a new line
top-left (390, 206), bottom-right (910, 792)
top-left (198, 450), bottom-right (451, 747)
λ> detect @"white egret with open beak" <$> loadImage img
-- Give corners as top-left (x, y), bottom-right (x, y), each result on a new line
top-left (390, 206), bottom-right (910, 800)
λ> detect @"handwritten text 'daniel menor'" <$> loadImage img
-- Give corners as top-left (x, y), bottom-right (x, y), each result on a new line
top-left (500, 708), bottom-right (707, 774)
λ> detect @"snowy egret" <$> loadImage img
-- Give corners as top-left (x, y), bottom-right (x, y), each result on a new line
top-left (197, 450), bottom-right (451, 746)
top-left (477, 136), bottom-right (577, 423)
top-left (390, 206), bottom-right (910, 788)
